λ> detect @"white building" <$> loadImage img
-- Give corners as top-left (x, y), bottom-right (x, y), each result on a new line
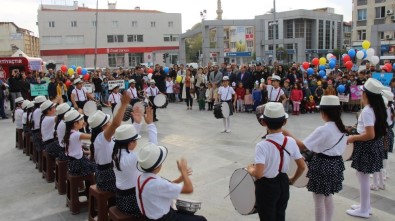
top-left (37, 1), bottom-right (181, 68)
top-left (0, 22), bottom-right (40, 57)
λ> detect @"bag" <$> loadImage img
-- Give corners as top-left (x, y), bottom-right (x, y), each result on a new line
top-left (190, 88), bottom-right (195, 94)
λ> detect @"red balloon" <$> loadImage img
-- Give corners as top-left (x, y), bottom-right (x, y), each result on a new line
top-left (76, 67), bottom-right (82, 75)
top-left (148, 68), bottom-right (153, 74)
top-left (83, 73), bottom-right (90, 80)
top-left (302, 62), bottom-right (310, 70)
top-left (65, 79), bottom-right (71, 87)
top-left (345, 61), bottom-right (353, 70)
top-left (61, 65), bottom-right (67, 73)
top-left (312, 58), bottom-right (319, 66)
top-left (343, 55), bottom-right (351, 62)
top-left (385, 63), bottom-right (392, 72)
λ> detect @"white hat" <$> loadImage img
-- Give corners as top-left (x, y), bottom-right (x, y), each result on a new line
top-left (149, 79), bottom-right (156, 84)
top-left (223, 76), bottom-right (229, 81)
top-left (137, 142), bottom-right (168, 172)
top-left (382, 96), bottom-right (389, 106)
top-left (21, 100), bottom-right (31, 110)
top-left (129, 79), bottom-right (136, 84)
top-left (114, 124), bottom-right (141, 143)
top-left (64, 109), bottom-right (84, 123)
top-left (88, 111), bottom-right (111, 129)
top-left (231, 82), bottom-right (236, 87)
top-left (56, 103), bottom-right (72, 116)
top-left (260, 78), bottom-right (265, 83)
top-left (319, 95), bottom-right (340, 108)
top-left (73, 78), bottom-right (82, 85)
top-left (40, 100), bottom-right (55, 112)
top-left (382, 90), bottom-right (394, 101)
top-left (26, 101), bottom-right (34, 109)
top-left (34, 96), bottom-right (47, 104)
top-left (15, 97), bottom-right (24, 104)
top-left (261, 102), bottom-right (288, 121)
top-left (271, 75), bottom-right (281, 81)
top-left (359, 78), bottom-right (383, 95)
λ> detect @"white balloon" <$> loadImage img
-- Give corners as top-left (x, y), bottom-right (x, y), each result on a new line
top-left (370, 56), bottom-right (379, 65)
top-left (326, 53), bottom-right (333, 61)
top-left (366, 48), bottom-right (375, 59)
top-left (148, 73), bottom-right (153, 79)
top-left (356, 51), bottom-right (364, 60)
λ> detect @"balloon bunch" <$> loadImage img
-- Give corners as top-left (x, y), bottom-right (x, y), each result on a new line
top-left (60, 64), bottom-right (89, 77)
top-left (341, 40), bottom-right (381, 71)
top-left (303, 53), bottom-right (337, 77)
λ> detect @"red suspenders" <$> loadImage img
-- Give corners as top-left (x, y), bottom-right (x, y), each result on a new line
top-left (266, 137), bottom-right (288, 172)
top-left (137, 175), bottom-right (156, 216)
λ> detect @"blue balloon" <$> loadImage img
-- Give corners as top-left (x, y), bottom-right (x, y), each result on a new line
top-left (329, 60), bottom-right (336, 69)
top-left (307, 68), bottom-right (314, 75)
top-left (319, 70), bottom-right (326, 78)
top-left (323, 76), bottom-right (327, 80)
top-left (71, 65), bottom-right (76, 71)
top-left (393, 63), bottom-right (395, 71)
top-left (348, 49), bottom-right (356, 58)
top-left (81, 68), bottom-right (87, 75)
top-left (319, 65), bottom-right (326, 71)
top-left (362, 49), bottom-right (367, 59)
top-left (337, 85), bottom-right (345, 93)
top-left (330, 57), bottom-right (337, 62)
top-left (164, 67), bottom-right (169, 74)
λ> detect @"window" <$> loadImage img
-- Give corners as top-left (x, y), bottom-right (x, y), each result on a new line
top-left (268, 22), bottom-right (279, 40)
top-left (92, 21), bottom-right (97, 27)
top-left (151, 21), bottom-right (156, 27)
top-left (230, 29), bottom-right (236, 36)
top-left (128, 53), bottom-right (143, 67)
top-left (357, 9), bottom-right (367, 21)
top-left (127, 35), bottom-right (144, 42)
top-left (286, 20), bottom-right (293, 39)
top-left (295, 19), bottom-right (305, 38)
top-left (325, 21), bottom-right (330, 49)
top-left (132, 21), bottom-right (137, 27)
top-left (42, 36), bottom-right (61, 44)
top-left (71, 21), bottom-right (77, 27)
top-left (246, 27), bottom-right (254, 34)
top-left (112, 21), bottom-right (119, 28)
top-left (163, 34), bottom-right (179, 42)
top-left (107, 35), bottom-right (124, 43)
top-left (305, 20), bottom-right (312, 49)
top-left (357, 30), bottom-right (366, 40)
top-left (379, 31), bottom-right (385, 40)
top-left (68, 55), bottom-right (85, 67)
top-left (108, 54), bottom-right (125, 67)
top-left (247, 41), bottom-right (254, 47)
top-left (337, 22), bottom-right (342, 49)
top-left (375, 6), bottom-right (386, 19)
top-left (49, 21), bottom-right (55, 28)
top-left (230, 42), bottom-right (236, 48)
top-left (64, 35), bottom-right (84, 44)
top-left (318, 20), bottom-right (324, 49)
top-left (168, 21), bottom-right (174, 28)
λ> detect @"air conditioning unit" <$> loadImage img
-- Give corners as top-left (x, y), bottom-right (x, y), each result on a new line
top-left (387, 9), bottom-right (394, 15)
top-left (386, 34), bottom-right (393, 40)
top-left (391, 15), bottom-right (395, 21)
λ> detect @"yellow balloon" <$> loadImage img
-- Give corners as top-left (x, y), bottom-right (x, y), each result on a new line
top-left (68, 68), bottom-right (74, 76)
top-left (176, 76), bottom-right (182, 83)
top-left (362, 40), bottom-right (370, 50)
top-left (319, 57), bottom-right (327, 65)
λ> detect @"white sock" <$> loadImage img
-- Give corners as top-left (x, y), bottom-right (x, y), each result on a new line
top-left (373, 172), bottom-right (379, 186)
top-left (324, 195), bottom-right (334, 221)
top-left (383, 159), bottom-right (388, 176)
top-left (227, 118), bottom-right (230, 130)
top-left (313, 193), bottom-right (325, 221)
top-left (357, 171), bottom-right (370, 213)
top-left (223, 118), bottom-right (227, 131)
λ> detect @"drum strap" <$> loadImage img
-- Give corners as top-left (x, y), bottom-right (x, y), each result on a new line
top-left (76, 88), bottom-right (86, 101)
top-left (270, 87), bottom-right (281, 102)
top-left (266, 137), bottom-right (289, 172)
top-left (137, 175), bottom-right (156, 216)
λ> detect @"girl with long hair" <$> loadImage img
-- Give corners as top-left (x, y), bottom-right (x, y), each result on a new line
top-left (30, 96), bottom-right (47, 163)
top-left (40, 99), bottom-right (64, 158)
top-left (53, 103), bottom-right (72, 160)
top-left (346, 78), bottom-right (387, 218)
top-left (13, 97), bottom-right (24, 148)
top-left (293, 96), bottom-right (347, 221)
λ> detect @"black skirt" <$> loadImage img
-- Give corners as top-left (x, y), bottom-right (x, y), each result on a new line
top-left (388, 127), bottom-right (394, 153)
top-left (116, 187), bottom-right (142, 218)
top-left (31, 131), bottom-right (44, 152)
top-left (96, 165), bottom-right (116, 193)
top-left (307, 154), bottom-right (345, 196)
top-left (43, 140), bottom-right (64, 159)
top-left (351, 138), bottom-right (384, 174)
top-left (68, 156), bottom-right (96, 176)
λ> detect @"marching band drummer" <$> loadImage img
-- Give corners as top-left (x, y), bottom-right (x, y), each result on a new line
top-left (108, 85), bottom-right (122, 113)
top-left (246, 102), bottom-right (305, 221)
top-left (127, 79), bottom-right (141, 106)
top-left (71, 78), bottom-right (95, 132)
top-left (144, 79), bottom-right (160, 122)
top-left (218, 76), bottom-right (236, 133)
top-left (292, 96), bottom-right (347, 221)
top-left (264, 75), bottom-right (286, 104)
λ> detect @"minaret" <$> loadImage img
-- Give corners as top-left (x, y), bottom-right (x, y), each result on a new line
top-left (216, 0), bottom-right (223, 20)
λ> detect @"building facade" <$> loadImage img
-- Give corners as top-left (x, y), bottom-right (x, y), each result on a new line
top-left (352, 0), bottom-right (395, 55)
top-left (343, 22), bottom-right (352, 50)
top-left (37, 1), bottom-right (181, 68)
top-left (0, 22), bottom-right (40, 57)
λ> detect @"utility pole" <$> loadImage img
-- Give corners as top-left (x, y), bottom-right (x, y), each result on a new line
top-left (272, 0), bottom-right (276, 64)
top-left (94, 0), bottom-right (98, 71)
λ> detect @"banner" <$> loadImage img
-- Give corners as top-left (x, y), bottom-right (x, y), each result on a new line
top-left (338, 94), bottom-right (349, 102)
top-left (372, 72), bottom-right (393, 86)
top-left (83, 84), bottom-right (93, 93)
top-left (108, 80), bottom-right (125, 90)
top-left (30, 83), bottom-right (48, 96)
top-left (350, 85), bottom-right (362, 100)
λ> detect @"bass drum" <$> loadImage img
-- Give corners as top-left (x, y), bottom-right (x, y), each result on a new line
top-left (229, 168), bottom-right (257, 215)
top-left (213, 102), bottom-right (230, 119)
top-left (153, 94), bottom-right (168, 108)
top-left (83, 101), bottom-right (97, 117)
top-left (287, 159), bottom-right (309, 188)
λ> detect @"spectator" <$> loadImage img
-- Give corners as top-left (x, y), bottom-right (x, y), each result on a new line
top-left (56, 80), bottom-right (68, 102)
top-left (209, 65), bottom-right (223, 87)
top-left (8, 69), bottom-right (22, 111)
top-left (235, 82), bottom-right (246, 112)
top-left (92, 73), bottom-right (103, 102)
top-left (290, 83), bottom-right (303, 115)
top-left (20, 72), bottom-right (30, 100)
top-left (0, 80), bottom-right (8, 119)
top-left (236, 66), bottom-right (253, 91)
top-left (48, 77), bottom-right (57, 100)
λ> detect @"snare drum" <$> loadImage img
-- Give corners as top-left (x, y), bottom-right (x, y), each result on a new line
top-left (153, 94), bottom-right (168, 108)
top-left (342, 143), bottom-right (354, 161)
top-left (213, 102), bottom-right (230, 119)
top-left (83, 101), bottom-right (97, 117)
top-left (175, 199), bottom-right (202, 214)
top-left (229, 168), bottom-right (257, 215)
top-left (113, 103), bottom-right (134, 122)
top-left (287, 159), bottom-right (309, 188)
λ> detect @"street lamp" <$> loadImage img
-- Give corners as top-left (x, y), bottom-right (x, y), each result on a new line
top-left (200, 10), bottom-right (207, 65)
top-left (267, 1), bottom-right (277, 64)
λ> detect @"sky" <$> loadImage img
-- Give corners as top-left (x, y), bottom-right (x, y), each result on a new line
top-left (0, 0), bottom-right (352, 36)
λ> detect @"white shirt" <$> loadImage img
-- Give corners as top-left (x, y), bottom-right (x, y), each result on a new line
top-left (94, 132), bottom-right (114, 165)
top-left (357, 105), bottom-right (375, 134)
top-left (72, 88), bottom-right (87, 102)
top-left (114, 149), bottom-right (141, 190)
top-left (255, 132), bottom-right (302, 178)
top-left (127, 87), bottom-right (138, 99)
top-left (57, 120), bottom-right (66, 148)
top-left (303, 122), bottom-right (347, 156)
top-left (32, 108), bottom-right (42, 130)
top-left (218, 86), bottom-right (235, 101)
top-left (267, 85), bottom-right (284, 102)
top-left (166, 81), bottom-right (174, 94)
top-left (41, 116), bottom-right (56, 142)
top-left (387, 107), bottom-right (393, 126)
top-left (145, 86), bottom-right (159, 97)
top-left (67, 130), bottom-right (83, 159)
top-left (177, 70), bottom-right (185, 77)
top-left (22, 112), bottom-right (28, 125)
top-left (108, 92), bottom-right (121, 104)
top-left (136, 173), bottom-right (182, 220)
top-left (15, 109), bottom-right (24, 129)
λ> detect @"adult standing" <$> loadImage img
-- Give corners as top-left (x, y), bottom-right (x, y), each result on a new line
top-left (20, 72), bottom-right (30, 100)
top-left (92, 73), bottom-right (103, 103)
top-left (253, 63), bottom-right (264, 86)
top-left (0, 80), bottom-right (8, 119)
top-left (209, 65), bottom-right (223, 87)
top-left (182, 69), bottom-right (195, 110)
top-left (8, 69), bottom-right (22, 111)
top-left (236, 65), bottom-right (253, 91)
top-left (152, 64), bottom-right (166, 93)
top-left (195, 68), bottom-right (206, 100)
top-left (47, 77), bottom-right (57, 100)
top-left (177, 64), bottom-right (186, 101)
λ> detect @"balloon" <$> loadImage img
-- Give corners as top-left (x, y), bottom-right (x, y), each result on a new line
top-left (337, 85), bottom-right (345, 93)
top-left (356, 51), bottom-right (364, 60)
top-left (319, 65), bottom-right (326, 71)
top-left (330, 55), bottom-right (337, 61)
top-left (319, 57), bottom-right (327, 65)
top-left (176, 75), bottom-right (182, 83)
top-left (366, 48), bottom-right (375, 59)
top-left (319, 70), bottom-right (326, 78)
top-left (323, 76), bottom-right (327, 80)
top-left (362, 49), bottom-right (367, 59)
top-left (61, 65), bottom-right (67, 73)
top-left (71, 65), bottom-right (76, 71)
top-left (348, 49), bottom-right (356, 58)
top-left (362, 40), bottom-right (370, 50)
top-left (342, 54), bottom-right (351, 62)
top-left (326, 53), bottom-right (333, 61)
top-left (329, 60), bottom-right (336, 69)
top-left (68, 68), bottom-right (74, 76)
top-left (307, 68), bottom-right (314, 76)
top-left (83, 73), bottom-right (90, 80)
top-left (370, 56), bottom-right (379, 65)
top-left (81, 68), bottom-right (87, 75)
top-left (345, 61), bottom-right (353, 70)
top-left (148, 73), bottom-right (153, 79)
top-left (302, 62), bottom-right (310, 70)
top-left (312, 58), bottom-right (319, 66)
top-left (65, 80), bottom-right (71, 87)
top-left (76, 66), bottom-right (82, 75)
top-left (164, 67), bottom-right (169, 74)
top-left (385, 63), bottom-right (392, 72)
top-left (148, 68), bottom-right (153, 74)
top-left (393, 63), bottom-right (395, 71)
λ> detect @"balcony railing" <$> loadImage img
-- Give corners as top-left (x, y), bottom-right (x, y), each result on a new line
top-left (357, 0), bottom-right (367, 6)
top-left (356, 20), bottom-right (367, 26)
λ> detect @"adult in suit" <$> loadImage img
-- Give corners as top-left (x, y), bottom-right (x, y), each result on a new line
top-left (236, 66), bottom-right (253, 90)
top-left (209, 65), bottom-right (223, 87)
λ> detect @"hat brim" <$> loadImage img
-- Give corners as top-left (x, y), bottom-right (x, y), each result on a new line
top-left (42, 103), bottom-right (56, 112)
top-left (260, 113), bottom-right (288, 121)
top-left (65, 114), bottom-right (84, 123)
top-left (91, 114), bottom-right (111, 129)
top-left (113, 133), bottom-right (141, 144)
top-left (137, 145), bottom-right (168, 172)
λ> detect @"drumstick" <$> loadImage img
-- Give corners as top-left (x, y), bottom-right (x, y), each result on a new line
top-left (224, 172), bottom-right (249, 199)
top-left (144, 94), bottom-right (155, 106)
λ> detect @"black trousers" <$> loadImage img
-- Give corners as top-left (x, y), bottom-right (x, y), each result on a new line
top-left (185, 87), bottom-right (193, 107)
top-left (148, 96), bottom-right (157, 120)
top-left (147, 208), bottom-right (207, 221)
top-left (255, 173), bottom-right (289, 221)
top-left (111, 103), bottom-right (117, 113)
